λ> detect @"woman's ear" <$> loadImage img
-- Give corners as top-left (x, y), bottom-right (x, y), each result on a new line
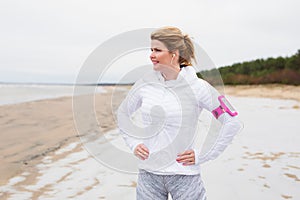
top-left (171, 49), bottom-right (179, 58)
top-left (170, 50), bottom-right (180, 65)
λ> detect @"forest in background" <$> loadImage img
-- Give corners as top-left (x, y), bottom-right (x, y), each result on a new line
top-left (198, 49), bottom-right (300, 85)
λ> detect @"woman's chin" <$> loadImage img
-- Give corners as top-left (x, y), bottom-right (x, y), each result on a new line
top-left (153, 64), bottom-right (160, 71)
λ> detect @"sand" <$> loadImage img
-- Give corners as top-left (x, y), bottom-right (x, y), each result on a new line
top-left (0, 84), bottom-right (299, 199)
top-left (223, 84), bottom-right (300, 102)
top-left (0, 86), bottom-right (128, 185)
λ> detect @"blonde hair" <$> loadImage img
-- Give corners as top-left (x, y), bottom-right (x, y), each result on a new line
top-left (151, 26), bottom-right (195, 66)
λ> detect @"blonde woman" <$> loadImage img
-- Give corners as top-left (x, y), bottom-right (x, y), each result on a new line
top-left (118, 27), bottom-right (242, 200)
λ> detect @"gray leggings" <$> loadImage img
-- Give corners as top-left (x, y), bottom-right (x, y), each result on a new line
top-left (136, 170), bottom-right (206, 200)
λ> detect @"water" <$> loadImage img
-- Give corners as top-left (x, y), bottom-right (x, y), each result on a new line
top-left (0, 84), bottom-right (106, 106)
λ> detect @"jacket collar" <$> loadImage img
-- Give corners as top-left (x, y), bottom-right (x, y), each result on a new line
top-left (155, 66), bottom-right (198, 87)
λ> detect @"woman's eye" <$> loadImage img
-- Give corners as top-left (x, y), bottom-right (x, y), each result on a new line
top-left (150, 48), bottom-right (161, 52)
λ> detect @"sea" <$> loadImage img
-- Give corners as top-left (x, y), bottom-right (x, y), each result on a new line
top-left (0, 83), bottom-right (106, 106)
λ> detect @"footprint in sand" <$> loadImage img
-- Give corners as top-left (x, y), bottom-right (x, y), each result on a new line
top-left (287, 165), bottom-right (300, 170)
top-left (281, 194), bottom-right (293, 199)
top-left (262, 163), bottom-right (271, 168)
top-left (284, 173), bottom-right (300, 182)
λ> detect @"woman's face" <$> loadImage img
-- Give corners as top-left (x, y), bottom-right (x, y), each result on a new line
top-left (150, 40), bottom-right (176, 72)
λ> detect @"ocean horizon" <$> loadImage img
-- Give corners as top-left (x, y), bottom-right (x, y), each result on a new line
top-left (0, 83), bottom-right (111, 106)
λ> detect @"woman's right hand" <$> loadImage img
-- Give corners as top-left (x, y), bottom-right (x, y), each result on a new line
top-left (134, 144), bottom-right (149, 160)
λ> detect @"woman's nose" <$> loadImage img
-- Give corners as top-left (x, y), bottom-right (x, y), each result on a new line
top-left (150, 52), bottom-right (155, 59)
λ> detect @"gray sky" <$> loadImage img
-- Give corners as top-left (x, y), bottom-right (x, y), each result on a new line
top-left (1, 0), bottom-right (299, 83)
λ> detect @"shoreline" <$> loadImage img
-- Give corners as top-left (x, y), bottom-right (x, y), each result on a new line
top-left (1, 84), bottom-right (299, 108)
top-left (0, 84), bottom-right (300, 199)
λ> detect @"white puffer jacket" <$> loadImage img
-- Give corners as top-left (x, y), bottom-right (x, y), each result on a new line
top-left (117, 66), bottom-right (243, 175)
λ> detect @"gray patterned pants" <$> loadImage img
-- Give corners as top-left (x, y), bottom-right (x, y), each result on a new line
top-left (136, 170), bottom-right (207, 200)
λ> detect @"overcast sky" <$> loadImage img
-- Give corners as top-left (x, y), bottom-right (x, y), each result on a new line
top-left (0, 0), bottom-right (299, 83)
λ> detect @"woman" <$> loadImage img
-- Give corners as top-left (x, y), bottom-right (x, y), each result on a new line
top-left (117, 26), bottom-right (242, 200)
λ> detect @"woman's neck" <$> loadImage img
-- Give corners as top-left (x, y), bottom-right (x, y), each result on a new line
top-left (161, 66), bottom-right (181, 81)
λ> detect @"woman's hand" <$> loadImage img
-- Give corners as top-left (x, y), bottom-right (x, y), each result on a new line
top-left (134, 144), bottom-right (149, 160)
top-left (176, 150), bottom-right (195, 166)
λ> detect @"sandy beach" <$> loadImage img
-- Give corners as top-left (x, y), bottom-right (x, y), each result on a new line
top-left (0, 84), bottom-right (300, 199)
top-left (224, 84), bottom-right (300, 103)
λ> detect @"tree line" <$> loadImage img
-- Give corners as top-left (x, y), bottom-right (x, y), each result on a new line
top-left (197, 49), bottom-right (300, 85)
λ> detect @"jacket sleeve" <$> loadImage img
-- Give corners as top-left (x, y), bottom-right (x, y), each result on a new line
top-left (117, 80), bottom-right (143, 153)
top-left (193, 79), bottom-right (243, 165)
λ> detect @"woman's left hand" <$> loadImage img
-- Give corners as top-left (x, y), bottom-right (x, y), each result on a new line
top-left (176, 150), bottom-right (195, 166)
